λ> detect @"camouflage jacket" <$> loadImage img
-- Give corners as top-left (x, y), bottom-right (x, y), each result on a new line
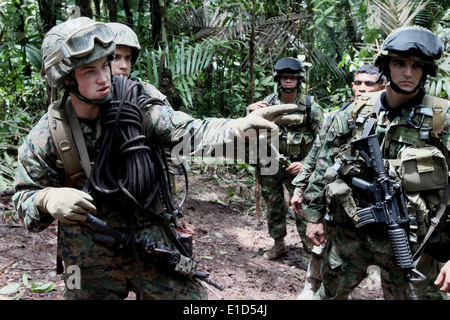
top-left (303, 90), bottom-right (450, 224)
top-left (291, 108), bottom-right (338, 193)
top-left (13, 82), bottom-right (236, 234)
top-left (261, 92), bottom-right (324, 165)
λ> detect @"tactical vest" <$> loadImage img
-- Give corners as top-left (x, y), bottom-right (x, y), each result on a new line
top-left (265, 93), bottom-right (315, 161)
top-left (325, 90), bottom-right (450, 245)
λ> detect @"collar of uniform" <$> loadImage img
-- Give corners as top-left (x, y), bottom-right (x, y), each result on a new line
top-left (381, 89), bottom-right (426, 121)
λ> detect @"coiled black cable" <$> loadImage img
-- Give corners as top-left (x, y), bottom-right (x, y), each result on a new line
top-left (90, 76), bottom-right (165, 208)
top-left (89, 75), bottom-right (186, 299)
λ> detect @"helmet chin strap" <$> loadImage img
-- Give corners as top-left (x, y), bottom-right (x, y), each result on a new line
top-left (65, 61), bottom-right (115, 106)
top-left (279, 81), bottom-right (300, 94)
top-left (385, 68), bottom-right (427, 96)
top-left (280, 87), bottom-right (296, 93)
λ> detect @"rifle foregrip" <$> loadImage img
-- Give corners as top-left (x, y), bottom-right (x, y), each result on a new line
top-left (388, 225), bottom-right (414, 269)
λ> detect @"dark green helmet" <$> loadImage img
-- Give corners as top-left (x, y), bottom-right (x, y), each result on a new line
top-left (374, 26), bottom-right (444, 95)
top-left (274, 57), bottom-right (304, 83)
top-left (374, 26), bottom-right (443, 77)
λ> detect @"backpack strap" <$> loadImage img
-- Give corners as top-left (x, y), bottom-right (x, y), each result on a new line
top-left (64, 99), bottom-right (92, 179)
top-left (48, 99), bottom-right (90, 184)
top-left (426, 95), bottom-right (450, 146)
top-left (265, 93), bottom-right (278, 106)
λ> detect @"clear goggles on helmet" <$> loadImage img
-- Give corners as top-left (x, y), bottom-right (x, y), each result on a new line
top-left (44, 23), bottom-right (114, 71)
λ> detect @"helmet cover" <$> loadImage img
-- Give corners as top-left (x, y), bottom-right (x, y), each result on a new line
top-left (41, 17), bottom-right (116, 88)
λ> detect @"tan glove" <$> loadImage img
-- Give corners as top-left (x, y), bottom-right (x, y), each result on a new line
top-left (35, 187), bottom-right (96, 223)
top-left (272, 113), bottom-right (304, 124)
top-left (231, 104), bottom-right (298, 139)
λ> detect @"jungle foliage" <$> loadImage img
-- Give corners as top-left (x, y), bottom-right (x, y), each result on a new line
top-left (1, 0), bottom-right (450, 190)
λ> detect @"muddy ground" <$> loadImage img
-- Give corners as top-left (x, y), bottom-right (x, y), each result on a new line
top-left (0, 165), bottom-right (384, 301)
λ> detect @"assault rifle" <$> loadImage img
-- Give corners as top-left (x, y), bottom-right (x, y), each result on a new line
top-left (82, 213), bottom-right (224, 290)
top-left (349, 134), bottom-right (421, 300)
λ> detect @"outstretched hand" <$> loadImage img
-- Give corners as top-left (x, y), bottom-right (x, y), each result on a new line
top-left (232, 104), bottom-right (298, 139)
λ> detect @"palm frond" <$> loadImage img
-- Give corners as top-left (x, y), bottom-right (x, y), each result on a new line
top-left (368, 0), bottom-right (429, 34)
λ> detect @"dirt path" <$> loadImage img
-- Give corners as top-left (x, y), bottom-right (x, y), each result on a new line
top-left (0, 166), bottom-right (384, 300)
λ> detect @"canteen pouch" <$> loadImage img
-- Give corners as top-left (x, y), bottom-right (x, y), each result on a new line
top-left (286, 130), bottom-right (306, 160)
top-left (325, 179), bottom-right (357, 223)
top-left (395, 146), bottom-right (448, 193)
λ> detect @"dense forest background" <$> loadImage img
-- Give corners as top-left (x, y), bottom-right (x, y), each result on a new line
top-left (1, 0), bottom-right (450, 191)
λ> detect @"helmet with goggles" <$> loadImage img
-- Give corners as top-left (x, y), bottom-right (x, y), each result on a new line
top-left (107, 22), bottom-right (141, 65)
top-left (41, 17), bottom-right (116, 89)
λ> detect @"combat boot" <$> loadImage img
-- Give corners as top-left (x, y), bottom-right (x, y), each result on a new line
top-left (263, 238), bottom-right (286, 260)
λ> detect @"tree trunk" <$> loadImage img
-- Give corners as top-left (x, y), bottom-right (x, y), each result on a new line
top-left (92, 0), bottom-right (101, 18)
top-left (38, 0), bottom-right (58, 33)
top-left (337, 0), bottom-right (359, 59)
top-left (105, 0), bottom-right (118, 21)
top-left (75, 0), bottom-right (93, 18)
top-left (122, 0), bottom-right (133, 25)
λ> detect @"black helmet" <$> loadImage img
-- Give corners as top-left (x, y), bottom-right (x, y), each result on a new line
top-left (374, 26), bottom-right (443, 77)
top-left (374, 26), bottom-right (444, 95)
top-left (274, 57), bottom-right (304, 82)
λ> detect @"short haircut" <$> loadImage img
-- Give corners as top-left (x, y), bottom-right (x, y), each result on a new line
top-left (354, 64), bottom-right (385, 83)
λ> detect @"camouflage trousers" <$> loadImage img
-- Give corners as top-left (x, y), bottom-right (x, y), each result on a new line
top-left (259, 168), bottom-right (316, 254)
top-left (62, 255), bottom-right (207, 300)
top-left (59, 221), bottom-right (207, 300)
top-left (318, 222), bottom-right (446, 300)
top-left (259, 169), bottom-right (296, 240)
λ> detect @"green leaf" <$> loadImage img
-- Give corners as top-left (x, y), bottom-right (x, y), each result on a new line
top-left (0, 283), bottom-right (21, 295)
top-left (22, 273), bottom-right (29, 287)
top-left (30, 282), bottom-right (56, 293)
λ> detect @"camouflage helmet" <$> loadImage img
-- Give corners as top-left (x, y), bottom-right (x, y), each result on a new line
top-left (274, 57), bottom-right (304, 83)
top-left (41, 17), bottom-right (116, 88)
top-left (107, 22), bottom-right (141, 64)
top-left (374, 26), bottom-right (444, 77)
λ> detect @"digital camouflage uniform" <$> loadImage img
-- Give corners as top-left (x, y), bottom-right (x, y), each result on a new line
top-left (14, 17), bottom-right (298, 300)
top-left (258, 93), bottom-right (323, 242)
top-left (303, 89), bottom-right (450, 300)
top-left (13, 78), bottom-right (243, 299)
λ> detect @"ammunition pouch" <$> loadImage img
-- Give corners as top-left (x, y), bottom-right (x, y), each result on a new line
top-left (279, 126), bottom-right (313, 162)
top-left (391, 146), bottom-right (448, 193)
top-left (325, 179), bottom-right (357, 224)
